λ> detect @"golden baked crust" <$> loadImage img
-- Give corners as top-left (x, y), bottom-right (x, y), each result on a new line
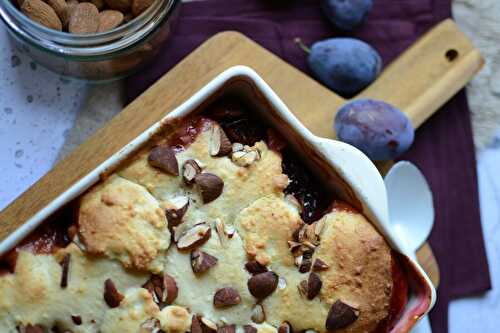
top-left (235, 195), bottom-right (303, 267)
top-left (314, 208), bottom-right (393, 333)
top-left (78, 175), bottom-right (170, 272)
top-left (0, 117), bottom-right (397, 333)
top-left (118, 120), bottom-right (286, 230)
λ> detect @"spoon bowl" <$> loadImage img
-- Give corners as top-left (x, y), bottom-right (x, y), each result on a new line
top-left (384, 161), bottom-right (435, 251)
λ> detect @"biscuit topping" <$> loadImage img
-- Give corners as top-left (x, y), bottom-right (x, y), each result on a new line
top-left (312, 258), bottom-right (329, 272)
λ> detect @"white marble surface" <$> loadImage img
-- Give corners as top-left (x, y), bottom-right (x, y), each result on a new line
top-left (0, 7), bottom-right (499, 333)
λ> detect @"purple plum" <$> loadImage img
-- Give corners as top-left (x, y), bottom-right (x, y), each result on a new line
top-left (334, 99), bottom-right (415, 160)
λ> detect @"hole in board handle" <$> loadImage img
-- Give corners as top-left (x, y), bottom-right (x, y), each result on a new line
top-left (445, 49), bottom-right (459, 62)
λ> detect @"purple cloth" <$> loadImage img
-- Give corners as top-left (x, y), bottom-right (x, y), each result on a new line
top-left (126, 1), bottom-right (491, 332)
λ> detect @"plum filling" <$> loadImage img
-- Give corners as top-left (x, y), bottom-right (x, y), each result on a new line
top-left (0, 201), bottom-right (76, 273)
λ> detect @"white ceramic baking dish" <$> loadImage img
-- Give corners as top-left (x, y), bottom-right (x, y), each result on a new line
top-left (0, 65), bottom-right (435, 332)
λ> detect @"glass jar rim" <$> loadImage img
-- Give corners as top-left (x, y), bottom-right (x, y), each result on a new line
top-left (0, 0), bottom-right (178, 57)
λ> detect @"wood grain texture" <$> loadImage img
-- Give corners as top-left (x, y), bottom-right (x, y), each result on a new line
top-left (0, 19), bottom-right (482, 287)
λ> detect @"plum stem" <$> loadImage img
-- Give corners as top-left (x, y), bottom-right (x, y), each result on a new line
top-left (294, 38), bottom-right (311, 54)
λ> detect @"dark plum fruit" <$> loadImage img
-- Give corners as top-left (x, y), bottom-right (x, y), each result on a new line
top-left (307, 38), bottom-right (382, 97)
top-left (334, 99), bottom-right (415, 161)
top-left (321, 0), bottom-right (373, 31)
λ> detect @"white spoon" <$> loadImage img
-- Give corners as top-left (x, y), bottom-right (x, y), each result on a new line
top-left (384, 161), bottom-right (435, 333)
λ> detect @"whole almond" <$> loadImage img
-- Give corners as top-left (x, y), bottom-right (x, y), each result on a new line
top-left (194, 173), bottom-right (224, 203)
top-left (104, 0), bottom-right (132, 12)
top-left (247, 271), bottom-right (279, 299)
top-left (148, 146), bottom-right (179, 175)
top-left (21, 0), bottom-right (62, 31)
top-left (69, 2), bottom-right (99, 34)
top-left (45, 0), bottom-right (69, 27)
top-left (66, 0), bottom-right (78, 19)
top-left (98, 10), bottom-right (124, 32)
top-left (132, 0), bottom-right (154, 17)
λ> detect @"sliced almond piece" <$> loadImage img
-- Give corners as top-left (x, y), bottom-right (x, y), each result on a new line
top-left (176, 223), bottom-right (211, 250)
top-left (142, 273), bottom-right (178, 305)
top-left (232, 142), bottom-right (244, 153)
top-left (200, 317), bottom-right (218, 331)
top-left (103, 278), bottom-right (124, 308)
top-left (190, 315), bottom-right (203, 333)
top-left (194, 173), bottom-right (224, 203)
top-left (68, 2), bottom-right (99, 34)
top-left (247, 271), bottom-right (278, 299)
top-left (140, 318), bottom-right (162, 333)
top-left (213, 287), bottom-right (241, 308)
top-left (21, 0), bottom-right (62, 31)
top-left (209, 124), bottom-right (232, 157)
top-left (164, 196), bottom-right (189, 227)
top-left (298, 272), bottom-right (322, 300)
top-left (245, 261), bottom-right (268, 275)
top-left (59, 253), bottom-right (71, 288)
top-left (182, 159), bottom-right (202, 184)
top-left (98, 10), bottom-right (124, 32)
top-left (298, 249), bottom-right (313, 273)
top-left (287, 240), bottom-right (302, 253)
top-left (278, 276), bottom-right (287, 289)
top-left (251, 303), bottom-right (266, 323)
top-left (214, 218), bottom-right (229, 248)
top-left (231, 146), bottom-right (261, 167)
top-left (325, 300), bottom-right (360, 330)
top-left (191, 250), bottom-right (218, 274)
top-left (314, 218), bottom-right (325, 237)
top-left (162, 273), bottom-right (178, 304)
top-left (307, 273), bottom-right (322, 299)
top-left (148, 146), bottom-right (179, 175)
top-left (312, 258), bottom-right (329, 272)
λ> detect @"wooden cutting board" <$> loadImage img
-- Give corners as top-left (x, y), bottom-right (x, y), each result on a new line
top-left (0, 19), bottom-right (483, 288)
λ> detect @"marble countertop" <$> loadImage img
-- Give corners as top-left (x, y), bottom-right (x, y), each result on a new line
top-left (0, 5), bottom-right (499, 332)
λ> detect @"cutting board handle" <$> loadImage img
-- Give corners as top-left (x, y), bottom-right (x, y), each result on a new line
top-left (358, 19), bottom-right (483, 127)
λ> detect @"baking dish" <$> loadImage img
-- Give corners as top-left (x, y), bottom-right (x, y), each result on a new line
top-left (0, 65), bottom-right (435, 332)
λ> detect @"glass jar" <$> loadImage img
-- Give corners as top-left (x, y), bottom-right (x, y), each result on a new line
top-left (0, 0), bottom-right (181, 81)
